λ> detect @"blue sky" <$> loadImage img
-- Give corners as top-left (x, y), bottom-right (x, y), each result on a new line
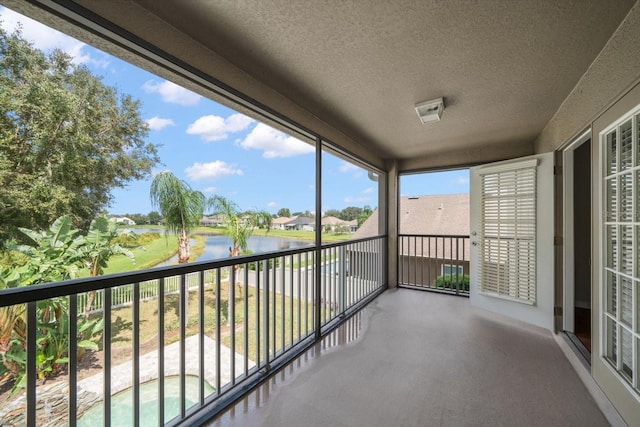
top-left (0, 6), bottom-right (468, 216)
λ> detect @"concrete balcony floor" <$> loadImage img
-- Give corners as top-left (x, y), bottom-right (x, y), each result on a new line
top-left (207, 289), bottom-right (609, 427)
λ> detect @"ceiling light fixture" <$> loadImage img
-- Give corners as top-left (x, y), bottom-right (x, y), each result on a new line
top-left (415, 97), bottom-right (444, 124)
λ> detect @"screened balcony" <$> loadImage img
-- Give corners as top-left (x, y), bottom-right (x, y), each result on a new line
top-left (2, 0), bottom-right (640, 425)
top-left (0, 234), bottom-right (614, 426)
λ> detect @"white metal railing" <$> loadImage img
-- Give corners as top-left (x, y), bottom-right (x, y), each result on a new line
top-left (0, 236), bottom-right (386, 426)
top-left (77, 271), bottom-right (217, 314)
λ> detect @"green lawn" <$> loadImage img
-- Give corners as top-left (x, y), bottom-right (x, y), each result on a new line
top-left (80, 234), bottom-right (207, 277)
top-left (104, 279), bottom-right (325, 363)
top-left (250, 228), bottom-right (352, 242)
top-left (129, 224), bottom-right (353, 243)
top-left (103, 234), bottom-right (179, 273)
top-left (94, 227), bottom-right (343, 361)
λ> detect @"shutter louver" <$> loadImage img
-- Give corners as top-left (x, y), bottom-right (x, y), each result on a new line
top-left (478, 160), bottom-right (537, 304)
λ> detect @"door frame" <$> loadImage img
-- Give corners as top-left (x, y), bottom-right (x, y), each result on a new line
top-left (562, 129), bottom-right (591, 333)
top-left (591, 82), bottom-right (640, 426)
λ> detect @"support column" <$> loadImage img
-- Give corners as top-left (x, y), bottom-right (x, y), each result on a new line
top-left (384, 160), bottom-right (398, 288)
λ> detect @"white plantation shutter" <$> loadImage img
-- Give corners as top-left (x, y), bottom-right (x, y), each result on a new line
top-left (478, 159), bottom-right (537, 304)
top-left (602, 110), bottom-right (640, 392)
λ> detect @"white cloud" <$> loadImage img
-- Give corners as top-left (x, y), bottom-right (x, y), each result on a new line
top-left (142, 79), bottom-right (201, 106)
top-left (202, 186), bottom-right (217, 194)
top-left (338, 161), bottom-right (364, 178)
top-left (0, 6), bottom-right (110, 67)
top-left (185, 161), bottom-right (243, 181)
top-left (238, 123), bottom-right (314, 158)
top-left (453, 176), bottom-right (470, 185)
top-left (267, 201), bottom-right (278, 207)
top-left (146, 116), bottom-right (175, 131)
top-left (187, 113), bottom-right (254, 141)
top-left (339, 162), bottom-right (359, 173)
top-left (344, 196), bottom-right (372, 204)
top-left (362, 187), bottom-right (375, 194)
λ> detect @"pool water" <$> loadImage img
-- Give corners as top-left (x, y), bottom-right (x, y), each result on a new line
top-left (78, 375), bottom-right (215, 426)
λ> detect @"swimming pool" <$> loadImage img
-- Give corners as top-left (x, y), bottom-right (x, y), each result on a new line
top-left (78, 375), bottom-right (214, 426)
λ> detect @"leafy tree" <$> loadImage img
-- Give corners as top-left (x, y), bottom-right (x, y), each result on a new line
top-left (124, 213), bottom-right (147, 225)
top-left (339, 206), bottom-right (363, 221)
top-left (78, 216), bottom-right (135, 319)
top-left (0, 216), bottom-right (106, 392)
top-left (292, 210), bottom-right (315, 218)
top-left (323, 209), bottom-right (341, 218)
top-left (277, 208), bottom-right (291, 218)
top-left (357, 205), bottom-right (374, 227)
top-left (209, 196), bottom-right (272, 258)
top-left (150, 171), bottom-right (206, 263)
top-left (148, 210), bottom-right (162, 225)
top-left (0, 26), bottom-right (159, 239)
top-left (334, 224), bottom-right (350, 234)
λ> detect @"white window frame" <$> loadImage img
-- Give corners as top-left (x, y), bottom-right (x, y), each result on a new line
top-left (599, 104), bottom-right (640, 396)
top-left (441, 263), bottom-right (464, 276)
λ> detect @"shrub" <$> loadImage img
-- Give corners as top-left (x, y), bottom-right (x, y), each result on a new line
top-left (435, 274), bottom-right (470, 291)
top-left (247, 256), bottom-right (280, 270)
top-left (112, 231), bottom-right (160, 248)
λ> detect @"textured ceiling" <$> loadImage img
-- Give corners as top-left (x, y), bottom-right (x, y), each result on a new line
top-left (127, 0), bottom-right (634, 163)
top-left (21, 0), bottom-right (636, 166)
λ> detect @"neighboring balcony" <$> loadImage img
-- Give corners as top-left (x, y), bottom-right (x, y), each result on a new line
top-left (399, 234), bottom-right (470, 296)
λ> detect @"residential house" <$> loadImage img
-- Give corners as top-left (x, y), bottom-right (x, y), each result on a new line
top-left (284, 216), bottom-right (315, 231)
top-left (199, 215), bottom-right (223, 227)
top-left (321, 216), bottom-right (356, 233)
top-left (271, 216), bottom-right (293, 230)
top-left (3, 1), bottom-right (640, 426)
top-left (109, 216), bottom-right (135, 226)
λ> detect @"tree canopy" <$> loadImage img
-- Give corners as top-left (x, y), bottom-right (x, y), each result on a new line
top-left (276, 207), bottom-right (291, 218)
top-left (323, 206), bottom-right (374, 224)
top-left (0, 26), bottom-right (159, 239)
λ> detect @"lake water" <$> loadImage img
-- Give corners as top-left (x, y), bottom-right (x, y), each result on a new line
top-left (195, 235), bottom-right (312, 261)
top-left (130, 229), bottom-right (312, 265)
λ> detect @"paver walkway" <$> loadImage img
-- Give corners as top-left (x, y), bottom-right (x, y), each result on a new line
top-left (78, 335), bottom-right (253, 396)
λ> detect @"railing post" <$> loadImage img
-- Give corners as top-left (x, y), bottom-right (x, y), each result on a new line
top-left (157, 278), bottom-right (165, 424)
top-left (132, 283), bottom-right (140, 427)
top-left (314, 136), bottom-right (322, 339)
top-left (103, 287), bottom-right (112, 426)
top-left (26, 301), bottom-right (36, 427)
top-left (455, 237), bottom-right (460, 295)
top-left (339, 245), bottom-right (346, 313)
top-left (179, 274), bottom-right (186, 418)
top-left (69, 294), bottom-right (78, 427)
top-left (262, 259), bottom-right (270, 366)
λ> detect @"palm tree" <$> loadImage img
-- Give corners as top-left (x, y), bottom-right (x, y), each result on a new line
top-left (208, 195), bottom-right (272, 258)
top-left (150, 171), bottom-right (206, 264)
top-left (209, 196), bottom-right (272, 306)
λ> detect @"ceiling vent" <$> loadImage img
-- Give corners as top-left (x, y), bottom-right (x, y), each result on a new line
top-left (415, 98), bottom-right (444, 124)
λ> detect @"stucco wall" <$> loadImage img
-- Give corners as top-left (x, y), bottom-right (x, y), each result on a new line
top-left (535, 2), bottom-right (640, 153)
